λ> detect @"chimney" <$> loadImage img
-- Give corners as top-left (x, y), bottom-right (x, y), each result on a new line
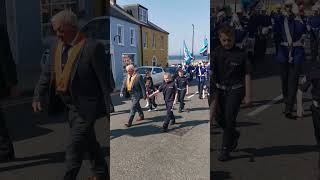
top-left (110, 0), bottom-right (116, 5)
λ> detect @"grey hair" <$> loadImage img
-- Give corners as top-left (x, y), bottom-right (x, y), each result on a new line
top-left (126, 64), bottom-right (135, 71)
top-left (51, 10), bottom-right (78, 28)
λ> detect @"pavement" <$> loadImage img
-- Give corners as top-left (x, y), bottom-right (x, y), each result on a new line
top-left (110, 83), bottom-right (210, 180)
top-left (211, 54), bottom-right (320, 180)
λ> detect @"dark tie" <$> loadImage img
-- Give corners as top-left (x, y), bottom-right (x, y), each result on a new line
top-left (61, 44), bottom-right (72, 70)
top-left (129, 76), bottom-right (132, 82)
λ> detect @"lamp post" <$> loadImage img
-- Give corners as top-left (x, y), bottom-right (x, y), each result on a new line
top-left (192, 24), bottom-right (194, 58)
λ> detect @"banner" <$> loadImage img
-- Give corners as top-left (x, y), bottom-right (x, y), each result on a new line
top-left (183, 41), bottom-right (193, 64)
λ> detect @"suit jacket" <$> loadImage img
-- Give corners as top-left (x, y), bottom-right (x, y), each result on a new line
top-left (33, 38), bottom-right (110, 119)
top-left (120, 73), bottom-right (146, 99)
top-left (0, 25), bottom-right (18, 97)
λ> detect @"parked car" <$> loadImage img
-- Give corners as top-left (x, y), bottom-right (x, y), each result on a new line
top-left (164, 66), bottom-right (179, 80)
top-left (137, 66), bottom-right (165, 86)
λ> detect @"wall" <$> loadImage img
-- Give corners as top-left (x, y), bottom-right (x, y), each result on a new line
top-left (110, 16), bottom-right (140, 89)
top-left (141, 26), bottom-right (168, 67)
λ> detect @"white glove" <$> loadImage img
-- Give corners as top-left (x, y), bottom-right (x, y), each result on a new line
top-left (120, 93), bottom-right (123, 98)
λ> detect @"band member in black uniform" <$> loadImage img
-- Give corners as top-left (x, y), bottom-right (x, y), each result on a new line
top-left (299, 66), bottom-right (320, 146)
top-left (175, 69), bottom-right (189, 112)
top-left (149, 73), bottom-right (178, 132)
top-left (213, 26), bottom-right (252, 161)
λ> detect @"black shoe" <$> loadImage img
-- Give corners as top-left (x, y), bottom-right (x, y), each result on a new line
top-left (285, 112), bottom-right (296, 120)
top-left (110, 107), bottom-right (115, 113)
top-left (218, 148), bottom-right (230, 162)
top-left (163, 124), bottom-right (169, 132)
top-left (178, 109), bottom-right (182, 113)
top-left (231, 131), bottom-right (240, 151)
top-left (124, 123), bottom-right (132, 127)
top-left (170, 120), bottom-right (176, 125)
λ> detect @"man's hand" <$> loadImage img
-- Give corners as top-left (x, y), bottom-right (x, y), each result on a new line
top-left (120, 93), bottom-right (123, 98)
top-left (32, 101), bottom-right (43, 113)
top-left (173, 100), bottom-right (177, 105)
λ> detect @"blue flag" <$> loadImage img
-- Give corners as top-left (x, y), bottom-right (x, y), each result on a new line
top-left (199, 37), bottom-right (208, 56)
top-left (183, 41), bottom-right (193, 64)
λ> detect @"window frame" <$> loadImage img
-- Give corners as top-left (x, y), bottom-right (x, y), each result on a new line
top-left (143, 31), bottom-right (148, 49)
top-left (129, 28), bottom-right (136, 47)
top-left (117, 24), bottom-right (125, 46)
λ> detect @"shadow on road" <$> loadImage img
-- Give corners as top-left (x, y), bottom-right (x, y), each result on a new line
top-left (111, 119), bottom-right (208, 140)
top-left (232, 145), bottom-right (320, 162)
top-left (211, 170), bottom-right (232, 180)
top-left (0, 147), bottom-right (108, 172)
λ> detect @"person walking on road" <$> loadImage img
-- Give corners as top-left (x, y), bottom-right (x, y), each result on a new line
top-left (307, 5), bottom-right (320, 62)
top-left (175, 69), bottom-right (189, 113)
top-left (274, 0), bottom-right (307, 119)
top-left (32, 10), bottom-right (109, 180)
top-left (213, 25), bottom-right (252, 161)
top-left (195, 62), bottom-right (207, 99)
top-left (120, 64), bottom-right (146, 127)
top-left (0, 22), bottom-right (19, 163)
top-left (149, 73), bottom-right (178, 132)
top-left (299, 65), bottom-right (320, 146)
top-left (145, 79), bottom-right (158, 111)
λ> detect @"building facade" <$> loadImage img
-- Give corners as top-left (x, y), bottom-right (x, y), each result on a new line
top-left (110, 4), bottom-right (141, 88)
top-left (123, 4), bottom-right (169, 67)
top-left (140, 25), bottom-right (169, 67)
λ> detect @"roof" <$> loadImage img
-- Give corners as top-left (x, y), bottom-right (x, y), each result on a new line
top-left (121, 4), bottom-right (169, 34)
top-left (123, 4), bottom-right (148, 10)
top-left (110, 4), bottom-right (141, 25)
top-left (147, 21), bottom-right (169, 34)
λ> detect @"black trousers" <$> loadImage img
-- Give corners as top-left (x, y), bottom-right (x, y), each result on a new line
top-left (215, 87), bottom-right (245, 149)
top-left (178, 89), bottom-right (186, 110)
top-left (148, 96), bottom-right (157, 110)
top-left (128, 96), bottom-right (144, 125)
top-left (0, 109), bottom-right (14, 159)
top-left (311, 37), bottom-right (319, 61)
top-left (64, 105), bottom-right (107, 180)
top-left (311, 104), bottom-right (320, 144)
top-left (279, 62), bottom-right (302, 113)
top-left (198, 81), bottom-right (205, 98)
top-left (164, 101), bottom-right (175, 127)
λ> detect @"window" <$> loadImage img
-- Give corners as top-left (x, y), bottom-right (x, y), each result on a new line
top-left (143, 32), bottom-right (148, 48)
top-left (139, 7), bottom-right (148, 23)
top-left (117, 24), bottom-right (124, 45)
top-left (160, 36), bottom-right (164, 50)
top-left (152, 33), bottom-right (156, 49)
top-left (130, 28), bottom-right (136, 46)
top-left (154, 68), bottom-right (162, 74)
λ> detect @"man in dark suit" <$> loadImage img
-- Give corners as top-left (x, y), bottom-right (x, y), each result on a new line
top-left (120, 64), bottom-right (146, 127)
top-left (0, 23), bottom-right (18, 163)
top-left (32, 10), bottom-right (109, 180)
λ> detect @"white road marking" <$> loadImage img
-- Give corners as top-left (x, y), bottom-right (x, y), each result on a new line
top-left (247, 95), bottom-right (283, 117)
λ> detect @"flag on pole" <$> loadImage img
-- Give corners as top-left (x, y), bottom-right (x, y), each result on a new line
top-left (199, 37), bottom-right (208, 56)
top-left (184, 41), bottom-right (193, 64)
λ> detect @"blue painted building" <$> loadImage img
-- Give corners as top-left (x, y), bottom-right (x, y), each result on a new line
top-left (110, 3), bottom-right (141, 89)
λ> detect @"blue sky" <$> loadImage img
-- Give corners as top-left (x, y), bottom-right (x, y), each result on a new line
top-left (117, 0), bottom-right (210, 55)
